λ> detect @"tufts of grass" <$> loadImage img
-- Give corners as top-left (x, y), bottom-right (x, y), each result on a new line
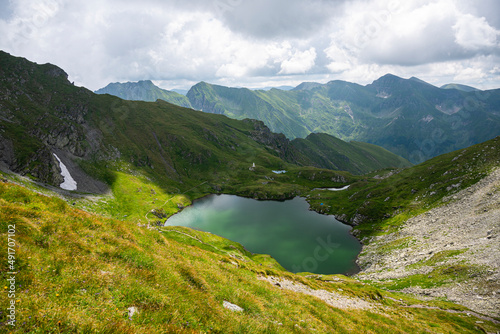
top-left (1, 180), bottom-right (498, 333)
top-left (306, 136), bottom-right (500, 239)
top-left (378, 264), bottom-right (489, 290)
top-left (407, 249), bottom-right (469, 269)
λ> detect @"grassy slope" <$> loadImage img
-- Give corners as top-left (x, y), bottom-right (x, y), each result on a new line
top-left (0, 50), bottom-right (358, 205)
top-left (186, 78), bottom-right (500, 163)
top-left (306, 136), bottom-right (500, 240)
top-left (291, 133), bottom-right (412, 175)
top-left (186, 82), bottom-right (412, 174)
top-left (1, 179), bottom-right (498, 333)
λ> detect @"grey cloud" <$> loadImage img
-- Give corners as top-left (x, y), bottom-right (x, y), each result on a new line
top-left (100, 12), bottom-right (165, 58)
top-left (0, 0), bottom-right (14, 20)
top-left (460, 0), bottom-right (500, 29)
top-left (354, 5), bottom-right (499, 67)
top-left (361, 18), bottom-right (471, 66)
top-left (217, 0), bottom-right (343, 39)
top-left (1, 0), bottom-right (499, 91)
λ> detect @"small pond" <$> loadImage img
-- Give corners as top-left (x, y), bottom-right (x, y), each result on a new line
top-left (165, 195), bottom-right (361, 275)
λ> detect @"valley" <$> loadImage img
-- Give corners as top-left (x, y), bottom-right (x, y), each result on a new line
top-left (0, 50), bottom-right (499, 333)
top-left (98, 76), bottom-right (500, 164)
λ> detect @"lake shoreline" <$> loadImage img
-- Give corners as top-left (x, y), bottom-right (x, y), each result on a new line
top-left (166, 193), bottom-right (362, 276)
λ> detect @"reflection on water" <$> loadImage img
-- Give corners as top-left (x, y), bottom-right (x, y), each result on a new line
top-left (166, 195), bottom-right (361, 275)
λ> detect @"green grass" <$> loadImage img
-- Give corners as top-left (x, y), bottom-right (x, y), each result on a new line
top-left (1, 178), bottom-right (499, 333)
top-left (377, 264), bottom-right (489, 290)
top-left (374, 237), bottom-right (416, 255)
top-left (306, 136), bottom-right (500, 239)
top-left (292, 134), bottom-right (412, 175)
top-left (407, 249), bottom-right (469, 269)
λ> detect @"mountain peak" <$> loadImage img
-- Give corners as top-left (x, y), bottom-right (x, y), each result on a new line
top-left (137, 79), bottom-right (154, 85)
top-left (369, 74), bottom-right (437, 91)
top-left (94, 80), bottom-right (192, 107)
top-left (293, 82), bottom-right (323, 91)
top-left (371, 73), bottom-right (404, 85)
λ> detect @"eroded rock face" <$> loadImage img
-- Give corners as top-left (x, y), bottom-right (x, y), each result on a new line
top-left (244, 119), bottom-right (298, 162)
top-left (0, 52), bottom-right (112, 190)
top-left (0, 135), bottom-right (64, 185)
top-left (0, 135), bottom-right (16, 169)
top-left (356, 168), bottom-right (500, 317)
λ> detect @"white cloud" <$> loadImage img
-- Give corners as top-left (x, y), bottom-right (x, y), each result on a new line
top-left (323, 0), bottom-right (500, 87)
top-left (454, 14), bottom-right (499, 50)
top-left (279, 47), bottom-right (317, 74)
top-left (0, 0), bottom-right (499, 90)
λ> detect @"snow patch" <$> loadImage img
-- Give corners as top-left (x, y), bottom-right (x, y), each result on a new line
top-left (376, 92), bottom-right (391, 99)
top-left (421, 115), bottom-right (434, 123)
top-left (53, 153), bottom-right (77, 191)
top-left (314, 185), bottom-right (350, 191)
top-left (326, 185), bottom-right (350, 191)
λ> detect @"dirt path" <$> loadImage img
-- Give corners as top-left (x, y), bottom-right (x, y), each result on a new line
top-left (258, 276), bottom-right (374, 310)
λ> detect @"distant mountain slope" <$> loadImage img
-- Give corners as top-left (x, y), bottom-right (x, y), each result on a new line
top-left (440, 83), bottom-right (479, 92)
top-left (95, 80), bottom-right (193, 108)
top-left (292, 133), bottom-right (411, 175)
top-left (0, 49), bottom-right (410, 209)
top-left (186, 75), bottom-right (500, 163)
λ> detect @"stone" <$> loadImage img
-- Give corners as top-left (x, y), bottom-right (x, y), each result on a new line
top-left (128, 306), bottom-right (138, 318)
top-left (223, 301), bottom-right (244, 312)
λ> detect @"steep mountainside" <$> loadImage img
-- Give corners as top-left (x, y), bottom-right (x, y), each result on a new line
top-left (291, 133), bottom-right (411, 175)
top-left (305, 136), bottom-right (500, 317)
top-left (0, 51), bottom-right (408, 193)
top-left (95, 80), bottom-right (193, 108)
top-left (186, 76), bottom-right (500, 163)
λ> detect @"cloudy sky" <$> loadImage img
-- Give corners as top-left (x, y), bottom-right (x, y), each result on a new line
top-left (1, 0), bottom-right (499, 91)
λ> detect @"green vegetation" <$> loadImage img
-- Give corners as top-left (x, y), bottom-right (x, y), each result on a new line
top-left (292, 133), bottom-right (411, 174)
top-left (1, 50), bottom-right (500, 332)
top-left (377, 264), bottom-right (488, 290)
top-left (2, 179), bottom-right (499, 333)
top-left (407, 249), bottom-right (469, 270)
top-left (307, 136), bottom-right (500, 239)
top-left (186, 76), bottom-right (500, 163)
top-left (0, 50), bottom-right (407, 224)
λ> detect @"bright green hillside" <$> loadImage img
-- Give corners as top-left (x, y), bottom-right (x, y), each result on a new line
top-left (1, 177), bottom-right (498, 333)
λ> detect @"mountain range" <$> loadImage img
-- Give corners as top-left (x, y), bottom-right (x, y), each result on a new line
top-left (1, 50), bottom-right (500, 332)
top-left (97, 76), bottom-right (500, 164)
top-left (0, 50), bottom-right (409, 199)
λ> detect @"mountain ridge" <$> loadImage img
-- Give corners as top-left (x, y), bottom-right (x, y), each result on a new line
top-left (0, 50), bottom-right (409, 201)
top-left (95, 79), bottom-right (193, 108)
top-left (1, 50), bottom-right (499, 332)
top-left (185, 75), bottom-right (500, 163)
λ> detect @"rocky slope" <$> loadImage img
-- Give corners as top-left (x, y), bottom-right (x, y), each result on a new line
top-left (356, 167), bottom-right (500, 317)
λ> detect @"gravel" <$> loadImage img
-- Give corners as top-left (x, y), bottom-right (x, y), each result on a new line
top-left (356, 168), bottom-right (500, 317)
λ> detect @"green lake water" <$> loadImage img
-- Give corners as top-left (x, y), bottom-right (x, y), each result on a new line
top-left (165, 195), bottom-right (361, 275)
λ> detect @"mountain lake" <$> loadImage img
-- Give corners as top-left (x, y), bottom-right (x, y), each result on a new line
top-left (165, 195), bottom-right (361, 275)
